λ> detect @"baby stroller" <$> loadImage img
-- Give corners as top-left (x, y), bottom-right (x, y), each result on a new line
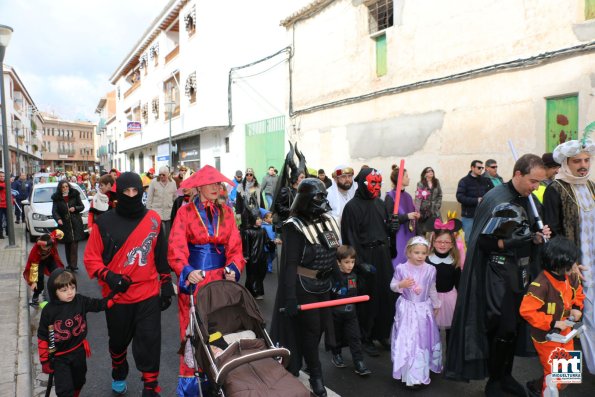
top-left (186, 280), bottom-right (310, 397)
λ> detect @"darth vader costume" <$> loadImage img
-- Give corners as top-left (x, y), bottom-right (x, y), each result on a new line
top-left (270, 178), bottom-right (340, 397)
top-left (446, 181), bottom-right (545, 396)
top-left (340, 168), bottom-right (398, 354)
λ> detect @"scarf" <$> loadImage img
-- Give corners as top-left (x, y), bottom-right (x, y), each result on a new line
top-left (555, 157), bottom-right (592, 185)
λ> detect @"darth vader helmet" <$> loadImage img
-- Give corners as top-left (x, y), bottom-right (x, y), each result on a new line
top-left (290, 178), bottom-right (331, 218)
top-left (481, 202), bottom-right (530, 239)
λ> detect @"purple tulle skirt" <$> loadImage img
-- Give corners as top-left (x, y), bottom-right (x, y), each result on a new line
top-left (391, 297), bottom-right (442, 385)
top-left (436, 289), bottom-right (457, 329)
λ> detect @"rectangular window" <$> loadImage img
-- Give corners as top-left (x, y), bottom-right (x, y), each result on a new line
top-left (215, 156), bottom-right (221, 171)
top-left (225, 137), bottom-right (230, 153)
top-left (586, 0), bottom-right (595, 19)
top-left (375, 33), bottom-right (387, 76)
top-left (163, 73), bottom-right (180, 120)
top-left (546, 95), bottom-right (578, 152)
top-left (368, 0), bottom-right (393, 34)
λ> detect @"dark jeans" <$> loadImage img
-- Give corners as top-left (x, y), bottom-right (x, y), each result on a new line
top-left (0, 207), bottom-right (7, 235)
top-left (15, 200), bottom-right (25, 222)
top-left (331, 309), bottom-right (363, 362)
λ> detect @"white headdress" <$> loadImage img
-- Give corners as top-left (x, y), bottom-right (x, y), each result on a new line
top-left (407, 236), bottom-right (430, 248)
top-left (553, 122), bottom-right (595, 184)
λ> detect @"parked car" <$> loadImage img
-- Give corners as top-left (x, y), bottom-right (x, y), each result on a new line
top-left (22, 182), bottom-right (90, 242)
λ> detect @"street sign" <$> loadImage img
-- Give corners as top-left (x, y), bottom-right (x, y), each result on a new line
top-left (157, 155), bottom-right (169, 161)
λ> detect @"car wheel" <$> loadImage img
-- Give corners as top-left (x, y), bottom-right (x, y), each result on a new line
top-left (28, 229), bottom-right (37, 243)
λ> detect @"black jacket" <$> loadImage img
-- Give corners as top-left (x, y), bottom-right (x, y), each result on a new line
top-left (241, 226), bottom-right (268, 265)
top-left (456, 172), bottom-right (493, 218)
top-left (38, 294), bottom-right (108, 356)
top-left (51, 188), bottom-right (85, 243)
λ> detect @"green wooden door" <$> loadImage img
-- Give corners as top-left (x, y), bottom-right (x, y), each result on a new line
top-left (245, 116), bottom-right (285, 181)
top-left (546, 96), bottom-right (578, 152)
top-left (376, 33), bottom-right (387, 77)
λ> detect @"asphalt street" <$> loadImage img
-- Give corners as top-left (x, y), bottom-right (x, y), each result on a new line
top-left (32, 239), bottom-right (595, 396)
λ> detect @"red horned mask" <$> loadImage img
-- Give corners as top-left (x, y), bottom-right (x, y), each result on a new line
top-left (364, 170), bottom-right (382, 199)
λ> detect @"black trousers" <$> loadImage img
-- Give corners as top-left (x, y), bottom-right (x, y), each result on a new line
top-left (245, 257), bottom-right (267, 296)
top-left (105, 295), bottom-right (161, 382)
top-left (53, 345), bottom-right (86, 397)
top-left (331, 309), bottom-right (363, 362)
top-left (32, 258), bottom-right (59, 298)
top-left (63, 242), bottom-right (79, 268)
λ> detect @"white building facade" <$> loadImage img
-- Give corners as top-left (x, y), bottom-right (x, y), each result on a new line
top-left (282, 0), bottom-right (595, 204)
top-left (107, 0), bottom-right (294, 179)
top-left (1, 65), bottom-right (44, 175)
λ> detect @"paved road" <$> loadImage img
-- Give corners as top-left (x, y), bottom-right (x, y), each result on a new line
top-left (32, 239), bottom-right (595, 396)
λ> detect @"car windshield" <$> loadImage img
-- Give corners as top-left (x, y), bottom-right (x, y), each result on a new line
top-left (32, 184), bottom-right (87, 203)
top-left (33, 188), bottom-right (55, 203)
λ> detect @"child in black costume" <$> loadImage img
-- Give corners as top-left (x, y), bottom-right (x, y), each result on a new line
top-left (329, 245), bottom-right (371, 376)
top-left (38, 269), bottom-right (117, 397)
top-left (241, 207), bottom-right (270, 299)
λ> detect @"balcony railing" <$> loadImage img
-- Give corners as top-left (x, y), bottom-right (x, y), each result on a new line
top-left (165, 46), bottom-right (179, 64)
top-left (124, 80), bottom-right (141, 99)
top-left (56, 135), bottom-right (74, 142)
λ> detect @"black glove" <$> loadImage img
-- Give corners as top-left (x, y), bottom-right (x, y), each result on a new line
top-left (159, 278), bottom-right (175, 311)
top-left (284, 297), bottom-right (299, 317)
top-left (104, 271), bottom-right (132, 294)
top-left (502, 229), bottom-right (533, 249)
top-left (388, 214), bottom-right (400, 234)
top-left (160, 295), bottom-right (172, 311)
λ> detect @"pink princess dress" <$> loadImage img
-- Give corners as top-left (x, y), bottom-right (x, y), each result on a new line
top-left (390, 261), bottom-right (442, 386)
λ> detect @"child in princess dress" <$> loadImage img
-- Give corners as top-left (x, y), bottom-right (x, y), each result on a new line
top-left (390, 236), bottom-right (442, 388)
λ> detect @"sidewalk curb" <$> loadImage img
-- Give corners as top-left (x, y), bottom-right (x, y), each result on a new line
top-left (15, 227), bottom-right (32, 397)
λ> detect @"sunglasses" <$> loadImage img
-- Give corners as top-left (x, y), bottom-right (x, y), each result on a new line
top-left (246, 173), bottom-right (253, 176)
top-left (159, 174), bottom-right (166, 176)
top-left (476, 166), bottom-right (484, 170)
top-left (489, 165), bottom-right (498, 169)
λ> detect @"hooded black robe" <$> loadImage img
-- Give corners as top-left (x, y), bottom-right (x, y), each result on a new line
top-left (340, 168), bottom-right (396, 341)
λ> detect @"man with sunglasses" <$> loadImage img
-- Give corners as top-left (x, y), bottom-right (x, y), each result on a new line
top-left (456, 160), bottom-right (494, 244)
top-left (484, 159), bottom-right (503, 188)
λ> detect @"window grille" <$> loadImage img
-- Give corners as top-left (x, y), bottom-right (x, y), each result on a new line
top-left (367, 0), bottom-right (393, 34)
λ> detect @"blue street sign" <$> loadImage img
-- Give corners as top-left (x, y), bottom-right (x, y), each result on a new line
top-left (157, 155), bottom-right (170, 161)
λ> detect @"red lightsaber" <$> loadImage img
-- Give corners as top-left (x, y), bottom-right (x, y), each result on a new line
top-left (392, 159), bottom-right (405, 215)
top-left (280, 295), bottom-right (370, 312)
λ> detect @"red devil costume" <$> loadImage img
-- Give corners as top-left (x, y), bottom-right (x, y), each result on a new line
top-left (341, 167), bottom-right (398, 356)
top-left (23, 230), bottom-right (65, 305)
top-left (168, 165), bottom-right (244, 397)
top-left (84, 172), bottom-right (174, 397)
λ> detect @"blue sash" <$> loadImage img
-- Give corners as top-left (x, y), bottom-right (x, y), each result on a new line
top-left (187, 243), bottom-right (226, 271)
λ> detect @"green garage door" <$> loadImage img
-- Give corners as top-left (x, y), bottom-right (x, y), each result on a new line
top-left (245, 116), bottom-right (285, 181)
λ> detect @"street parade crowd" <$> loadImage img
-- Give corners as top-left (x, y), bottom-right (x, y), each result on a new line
top-left (12, 131), bottom-right (595, 397)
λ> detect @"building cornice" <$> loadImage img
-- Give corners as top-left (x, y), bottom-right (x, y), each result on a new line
top-left (280, 0), bottom-right (336, 27)
top-left (109, 0), bottom-right (187, 84)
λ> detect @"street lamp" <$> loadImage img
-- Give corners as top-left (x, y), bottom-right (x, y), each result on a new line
top-left (164, 101), bottom-right (175, 169)
top-left (0, 24), bottom-right (16, 246)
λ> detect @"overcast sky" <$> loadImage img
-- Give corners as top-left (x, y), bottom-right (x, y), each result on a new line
top-left (0, 0), bottom-right (166, 122)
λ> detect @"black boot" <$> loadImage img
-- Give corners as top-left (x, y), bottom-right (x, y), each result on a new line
top-left (363, 340), bottom-right (379, 357)
top-left (500, 339), bottom-right (526, 397)
top-left (354, 360), bottom-right (371, 376)
top-left (526, 377), bottom-right (542, 397)
top-left (309, 377), bottom-right (327, 397)
top-left (331, 353), bottom-right (346, 368)
top-left (485, 338), bottom-right (511, 397)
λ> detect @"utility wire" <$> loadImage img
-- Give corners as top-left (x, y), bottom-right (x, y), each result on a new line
top-left (290, 40), bottom-right (595, 116)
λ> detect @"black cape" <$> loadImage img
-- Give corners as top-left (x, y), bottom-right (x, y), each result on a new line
top-left (445, 182), bottom-right (544, 381)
